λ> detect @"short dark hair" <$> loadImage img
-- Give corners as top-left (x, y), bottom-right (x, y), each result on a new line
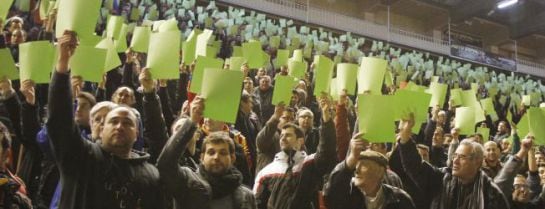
top-left (77, 92), bottom-right (97, 107)
top-left (202, 132), bottom-right (235, 154)
top-left (281, 123), bottom-right (304, 138)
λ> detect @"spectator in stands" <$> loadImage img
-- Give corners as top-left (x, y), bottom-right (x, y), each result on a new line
top-left (482, 141), bottom-right (503, 178)
top-left (398, 113), bottom-right (509, 209)
top-left (253, 95), bottom-right (336, 209)
top-left (235, 91), bottom-right (262, 173)
top-left (47, 31), bottom-right (164, 209)
top-left (324, 135), bottom-right (415, 209)
top-left (254, 75), bottom-right (274, 124)
top-left (296, 108), bottom-right (319, 154)
top-left (494, 121), bottom-right (510, 143)
top-left (430, 127), bottom-right (448, 168)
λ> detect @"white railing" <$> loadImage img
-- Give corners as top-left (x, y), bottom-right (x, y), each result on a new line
top-left (218, 0), bottom-right (545, 77)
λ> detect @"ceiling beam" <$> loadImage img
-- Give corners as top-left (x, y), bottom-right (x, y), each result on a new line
top-left (380, 0), bottom-right (402, 5)
top-left (510, 11), bottom-right (545, 39)
top-left (449, 0), bottom-right (497, 23)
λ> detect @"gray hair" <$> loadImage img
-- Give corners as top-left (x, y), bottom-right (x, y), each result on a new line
top-left (90, 101), bottom-right (118, 119)
top-left (460, 139), bottom-right (484, 160)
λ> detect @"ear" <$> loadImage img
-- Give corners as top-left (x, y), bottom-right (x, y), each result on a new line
top-left (230, 153), bottom-right (236, 165)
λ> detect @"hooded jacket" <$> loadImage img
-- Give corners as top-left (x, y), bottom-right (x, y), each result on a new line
top-left (253, 120), bottom-right (336, 209)
top-left (46, 72), bottom-right (164, 209)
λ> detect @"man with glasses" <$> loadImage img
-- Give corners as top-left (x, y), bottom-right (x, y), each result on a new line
top-left (397, 114), bottom-right (509, 209)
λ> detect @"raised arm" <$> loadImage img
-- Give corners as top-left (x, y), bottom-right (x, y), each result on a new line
top-left (19, 80), bottom-right (41, 153)
top-left (494, 137), bottom-right (532, 198)
top-left (45, 31), bottom-right (87, 164)
top-left (335, 92), bottom-right (350, 161)
top-left (398, 113), bottom-right (445, 197)
top-left (140, 68), bottom-right (169, 163)
top-left (313, 94), bottom-right (337, 175)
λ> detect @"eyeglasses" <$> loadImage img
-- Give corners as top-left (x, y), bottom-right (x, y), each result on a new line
top-left (513, 184), bottom-right (529, 190)
top-left (453, 153), bottom-right (473, 161)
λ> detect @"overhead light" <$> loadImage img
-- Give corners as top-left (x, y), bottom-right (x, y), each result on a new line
top-left (497, 0), bottom-right (518, 9)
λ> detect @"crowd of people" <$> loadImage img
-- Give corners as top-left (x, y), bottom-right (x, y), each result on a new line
top-left (0, 0), bottom-right (545, 209)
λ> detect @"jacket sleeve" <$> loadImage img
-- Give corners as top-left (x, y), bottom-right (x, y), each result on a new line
top-left (398, 139), bottom-right (445, 197)
top-left (253, 173), bottom-right (270, 209)
top-left (314, 119), bottom-right (337, 175)
top-left (156, 119), bottom-right (211, 209)
top-left (527, 171), bottom-right (542, 199)
top-left (494, 155), bottom-right (523, 198)
top-left (158, 86), bottom-right (175, 129)
top-left (335, 103), bottom-right (350, 161)
top-left (323, 161), bottom-right (354, 209)
top-left (20, 102), bottom-right (41, 153)
top-left (2, 94), bottom-right (22, 139)
top-left (256, 117), bottom-right (280, 159)
top-left (423, 119), bottom-right (437, 147)
top-left (45, 72), bottom-right (87, 167)
top-left (446, 140), bottom-right (459, 168)
top-left (142, 92), bottom-right (169, 164)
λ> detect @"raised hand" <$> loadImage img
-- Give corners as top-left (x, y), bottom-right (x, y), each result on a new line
top-left (0, 77), bottom-right (14, 97)
top-left (139, 68), bottom-right (155, 93)
top-left (190, 96), bottom-right (205, 123)
top-left (20, 80), bottom-right (36, 105)
top-left (346, 132), bottom-right (368, 169)
top-left (398, 112), bottom-right (415, 144)
top-left (272, 102), bottom-right (286, 120)
top-left (319, 93), bottom-right (332, 122)
top-left (56, 30), bottom-right (78, 73)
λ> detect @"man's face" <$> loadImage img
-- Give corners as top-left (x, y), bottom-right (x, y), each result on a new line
top-left (113, 88), bottom-right (135, 106)
top-left (279, 127), bottom-right (303, 152)
top-left (201, 142), bottom-right (235, 175)
top-left (501, 139), bottom-right (512, 153)
top-left (432, 128), bottom-right (444, 147)
top-left (100, 108), bottom-right (137, 150)
top-left (538, 167), bottom-right (545, 185)
top-left (75, 97), bottom-right (92, 127)
top-left (90, 108), bottom-right (110, 140)
top-left (259, 77), bottom-right (271, 91)
top-left (452, 144), bottom-right (481, 180)
top-left (512, 176), bottom-right (530, 203)
top-left (10, 30), bottom-right (24, 45)
top-left (243, 78), bottom-right (253, 92)
top-left (290, 93), bottom-right (299, 106)
top-left (498, 122), bottom-right (507, 134)
top-left (484, 142), bottom-right (500, 163)
top-left (278, 111), bottom-right (294, 130)
top-left (437, 111), bottom-right (446, 124)
top-left (297, 111), bottom-right (313, 130)
top-left (536, 153), bottom-right (545, 165)
top-left (353, 160), bottom-right (384, 190)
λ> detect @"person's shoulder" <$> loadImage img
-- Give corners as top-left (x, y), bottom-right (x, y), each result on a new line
top-left (383, 184), bottom-right (412, 202)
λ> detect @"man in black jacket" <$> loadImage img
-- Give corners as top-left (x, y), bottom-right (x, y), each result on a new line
top-left (325, 133), bottom-right (415, 209)
top-left (46, 31), bottom-right (164, 209)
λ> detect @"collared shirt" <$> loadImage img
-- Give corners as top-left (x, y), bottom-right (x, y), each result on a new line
top-left (365, 186), bottom-right (385, 209)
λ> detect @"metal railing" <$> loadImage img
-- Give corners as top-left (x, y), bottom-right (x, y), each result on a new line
top-left (219, 0), bottom-right (545, 77)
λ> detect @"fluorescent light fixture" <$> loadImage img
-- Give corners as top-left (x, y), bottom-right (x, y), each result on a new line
top-left (497, 0), bottom-right (518, 9)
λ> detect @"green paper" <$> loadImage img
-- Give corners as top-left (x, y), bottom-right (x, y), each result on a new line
top-left (272, 75), bottom-right (297, 105)
top-left (96, 38), bottom-right (122, 72)
top-left (426, 82), bottom-right (448, 107)
top-left (201, 68), bottom-right (244, 123)
top-left (228, 57), bottom-right (247, 71)
top-left (19, 41), bottom-right (55, 83)
top-left (384, 71), bottom-right (394, 87)
top-left (313, 55), bottom-right (334, 96)
top-left (358, 57), bottom-right (387, 95)
top-left (336, 63), bottom-right (358, 95)
top-left (0, 0), bottom-right (14, 22)
top-left (274, 49), bottom-right (289, 68)
top-left (182, 29), bottom-right (202, 64)
top-left (158, 18), bottom-right (178, 32)
top-left (232, 46), bottom-right (243, 57)
top-left (190, 56), bottom-right (224, 93)
top-left (528, 108), bottom-right (545, 145)
top-left (357, 94), bottom-right (396, 143)
top-left (394, 90), bottom-right (432, 127)
top-left (69, 45), bottom-right (107, 82)
top-left (130, 26), bottom-right (151, 53)
top-left (480, 98), bottom-right (496, 116)
top-left (39, 0), bottom-right (50, 20)
top-left (146, 30), bottom-right (181, 79)
top-left (476, 127), bottom-right (490, 141)
top-left (0, 48), bottom-right (18, 80)
top-left (287, 60), bottom-right (306, 79)
top-left (517, 114), bottom-right (530, 139)
top-left (130, 7), bottom-right (140, 21)
top-left (196, 29), bottom-right (214, 57)
top-left (269, 36), bottom-right (280, 48)
top-left (292, 49), bottom-right (303, 62)
top-left (79, 34), bottom-right (103, 46)
top-left (115, 24), bottom-right (128, 53)
top-left (56, 0), bottom-right (102, 41)
top-left (450, 88), bottom-right (463, 106)
top-left (16, 0), bottom-right (29, 12)
top-left (242, 41), bottom-right (265, 69)
top-left (522, 95), bottom-right (531, 106)
top-left (461, 90), bottom-right (478, 107)
top-left (330, 78), bottom-right (340, 101)
top-left (106, 16), bottom-right (124, 39)
top-left (455, 107), bottom-right (475, 135)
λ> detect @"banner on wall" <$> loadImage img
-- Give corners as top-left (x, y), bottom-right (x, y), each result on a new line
top-left (450, 44), bottom-right (517, 72)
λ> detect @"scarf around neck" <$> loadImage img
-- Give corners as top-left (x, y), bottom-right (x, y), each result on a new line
top-left (198, 165), bottom-right (243, 199)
